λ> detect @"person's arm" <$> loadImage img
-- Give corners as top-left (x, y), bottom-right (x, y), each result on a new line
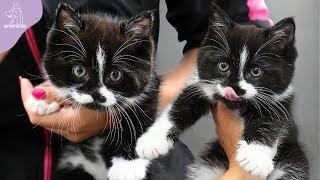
top-left (213, 102), bottom-right (265, 180)
top-left (158, 48), bottom-right (198, 110)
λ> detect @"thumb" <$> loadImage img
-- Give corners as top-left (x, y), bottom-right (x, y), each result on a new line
top-left (20, 76), bottom-right (34, 105)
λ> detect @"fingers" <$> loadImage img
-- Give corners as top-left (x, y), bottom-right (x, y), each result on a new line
top-left (45, 128), bottom-right (86, 143)
top-left (20, 77), bottom-right (110, 142)
top-left (20, 76), bottom-right (34, 104)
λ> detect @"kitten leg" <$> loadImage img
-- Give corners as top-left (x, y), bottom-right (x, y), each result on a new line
top-left (236, 140), bottom-right (277, 177)
top-left (187, 141), bottom-right (228, 180)
top-left (107, 157), bottom-right (150, 180)
top-left (26, 96), bottom-right (59, 115)
top-left (136, 83), bottom-right (213, 159)
top-left (267, 141), bottom-right (309, 180)
top-left (234, 115), bottom-right (287, 177)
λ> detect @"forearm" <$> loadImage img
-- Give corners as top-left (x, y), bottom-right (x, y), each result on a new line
top-left (158, 48), bottom-right (198, 111)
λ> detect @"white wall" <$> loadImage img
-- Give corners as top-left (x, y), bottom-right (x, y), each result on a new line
top-left (156, 1), bottom-right (319, 179)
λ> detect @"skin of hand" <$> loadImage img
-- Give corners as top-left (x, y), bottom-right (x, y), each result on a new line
top-left (0, 50), bottom-right (9, 63)
top-left (20, 77), bottom-right (110, 142)
top-left (213, 102), bottom-right (265, 180)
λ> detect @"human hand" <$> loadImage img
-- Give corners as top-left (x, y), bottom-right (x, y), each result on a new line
top-left (20, 77), bottom-right (110, 142)
top-left (212, 101), bottom-right (265, 180)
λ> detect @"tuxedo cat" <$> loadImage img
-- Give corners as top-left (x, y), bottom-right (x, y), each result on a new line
top-left (135, 4), bottom-right (309, 180)
top-left (27, 3), bottom-right (163, 180)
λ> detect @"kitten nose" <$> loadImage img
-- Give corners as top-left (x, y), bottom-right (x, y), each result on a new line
top-left (92, 93), bottom-right (106, 103)
top-left (232, 86), bottom-right (246, 96)
top-left (95, 96), bottom-right (106, 103)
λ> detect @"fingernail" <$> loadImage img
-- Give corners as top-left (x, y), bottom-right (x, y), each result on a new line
top-left (31, 88), bottom-right (46, 100)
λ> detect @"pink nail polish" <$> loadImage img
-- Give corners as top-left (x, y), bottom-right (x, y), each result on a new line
top-left (31, 88), bottom-right (46, 100)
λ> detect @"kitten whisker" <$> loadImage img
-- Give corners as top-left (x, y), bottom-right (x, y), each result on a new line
top-left (113, 39), bottom-right (149, 60)
top-left (48, 27), bottom-right (86, 55)
top-left (49, 42), bottom-right (86, 57)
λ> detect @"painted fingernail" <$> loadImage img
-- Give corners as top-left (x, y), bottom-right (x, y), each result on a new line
top-left (31, 88), bottom-right (46, 100)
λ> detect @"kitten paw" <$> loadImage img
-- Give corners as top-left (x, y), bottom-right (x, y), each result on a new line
top-left (135, 132), bottom-right (173, 159)
top-left (236, 140), bottom-right (275, 177)
top-left (27, 97), bottom-right (59, 116)
top-left (108, 158), bottom-right (149, 180)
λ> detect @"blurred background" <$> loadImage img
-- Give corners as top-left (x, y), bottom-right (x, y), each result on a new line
top-left (157, 0), bottom-right (319, 179)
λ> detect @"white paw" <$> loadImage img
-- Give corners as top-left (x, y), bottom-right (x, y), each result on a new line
top-left (108, 157), bottom-right (149, 180)
top-left (236, 140), bottom-right (275, 177)
top-left (136, 131), bottom-right (173, 159)
top-left (136, 105), bottom-right (174, 159)
top-left (27, 97), bottom-right (59, 116)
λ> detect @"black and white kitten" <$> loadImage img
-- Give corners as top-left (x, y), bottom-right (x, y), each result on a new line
top-left (135, 4), bottom-right (309, 179)
top-left (27, 4), bottom-right (161, 180)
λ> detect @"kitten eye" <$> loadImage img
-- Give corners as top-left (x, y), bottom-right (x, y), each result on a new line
top-left (72, 65), bottom-right (87, 78)
top-left (217, 62), bottom-right (229, 73)
top-left (109, 69), bottom-right (123, 82)
top-left (250, 67), bottom-right (263, 78)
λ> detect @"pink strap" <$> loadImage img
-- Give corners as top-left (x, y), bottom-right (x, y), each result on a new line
top-left (25, 28), bottom-right (53, 180)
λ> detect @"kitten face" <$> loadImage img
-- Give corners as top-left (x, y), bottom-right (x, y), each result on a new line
top-left (198, 5), bottom-right (297, 108)
top-left (43, 4), bottom-right (155, 110)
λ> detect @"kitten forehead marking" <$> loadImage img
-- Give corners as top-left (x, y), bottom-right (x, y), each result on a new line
top-left (239, 45), bottom-right (248, 79)
top-left (97, 43), bottom-right (106, 83)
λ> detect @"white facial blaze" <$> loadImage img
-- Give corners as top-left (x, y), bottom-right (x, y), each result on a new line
top-left (71, 91), bottom-right (94, 104)
top-left (99, 87), bottom-right (117, 106)
top-left (96, 43), bottom-right (106, 82)
top-left (239, 45), bottom-right (248, 79)
top-left (238, 45), bottom-right (258, 99)
top-left (96, 44), bottom-right (117, 107)
top-left (239, 80), bottom-right (257, 99)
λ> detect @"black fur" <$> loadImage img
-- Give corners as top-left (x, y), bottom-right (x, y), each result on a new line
top-left (43, 3), bottom-right (177, 180)
top-left (155, 4), bottom-right (309, 179)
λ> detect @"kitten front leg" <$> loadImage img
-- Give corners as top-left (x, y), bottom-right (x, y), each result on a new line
top-left (27, 96), bottom-right (59, 115)
top-left (136, 84), bottom-right (212, 159)
top-left (236, 119), bottom-right (280, 177)
top-left (107, 157), bottom-right (150, 180)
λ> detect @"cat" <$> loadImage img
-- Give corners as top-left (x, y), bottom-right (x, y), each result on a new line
top-left (26, 3), bottom-right (164, 180)
top-left (135, 4), bottom-right (309, 180)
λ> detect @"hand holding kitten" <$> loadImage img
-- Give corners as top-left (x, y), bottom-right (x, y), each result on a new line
top-left (20, 77), bottom-right (110, 142)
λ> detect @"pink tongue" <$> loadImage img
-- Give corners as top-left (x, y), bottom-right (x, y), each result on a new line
top-left (224, 87), bottom-right (240, 101)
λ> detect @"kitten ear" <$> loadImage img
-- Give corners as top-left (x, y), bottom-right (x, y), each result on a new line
top-left (55, 3), bottom-right (83, 33)
top-left (122, 10), bottom-right (155, 37)
top-left (209, 4), bottom-right (233, 30)
top-left (267, 17), bottom-right (295, 48)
